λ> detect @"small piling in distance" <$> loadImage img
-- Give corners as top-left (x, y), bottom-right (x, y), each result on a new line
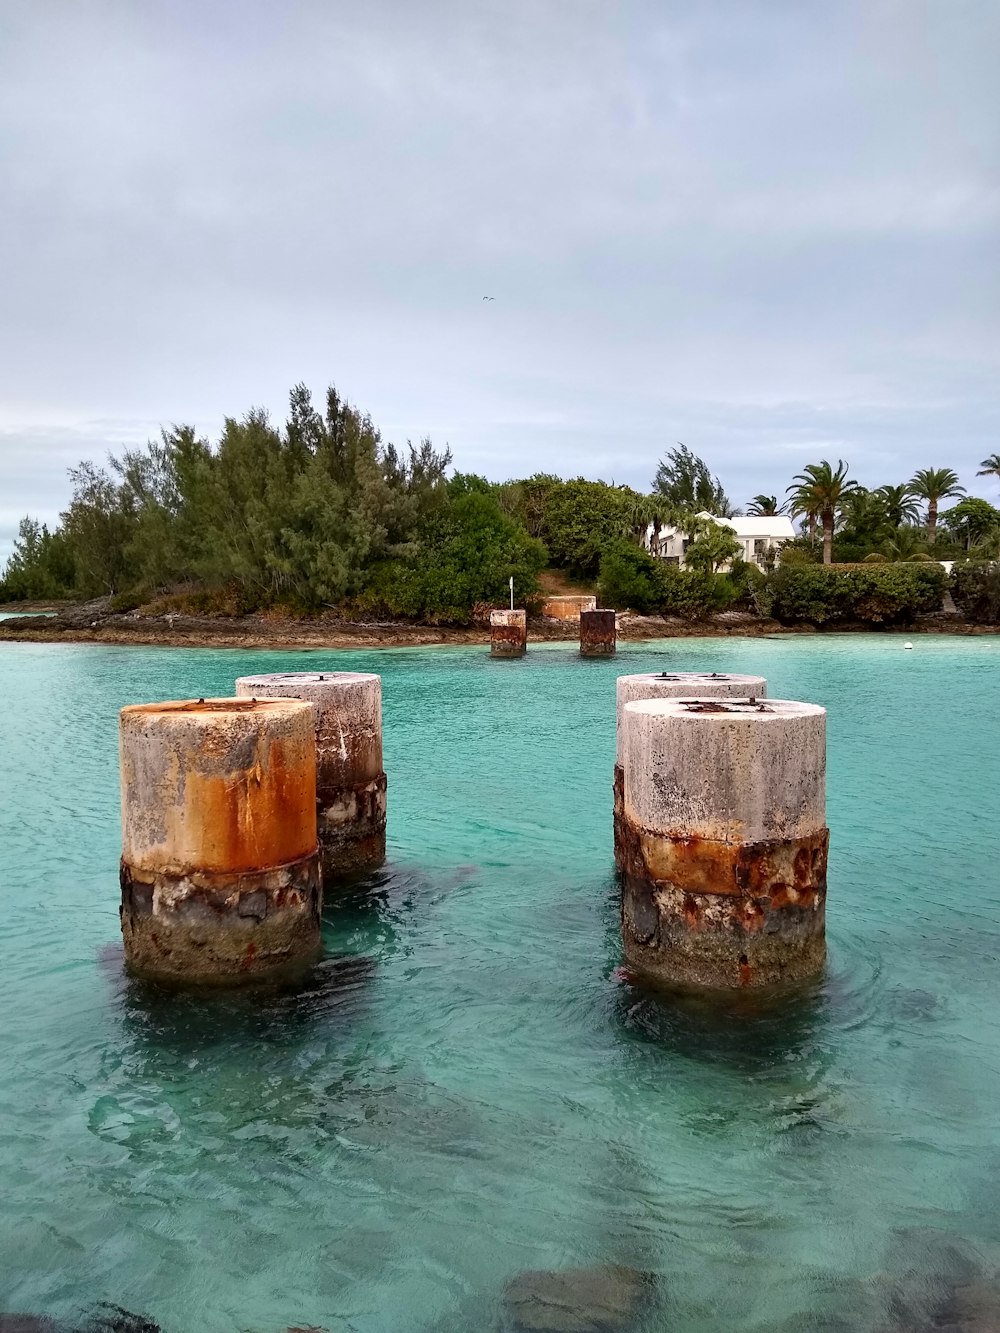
top-left (491, 609), bottom-right (527, 657)
top-left (580, 609), bottom-right (616, 657)
top-left (619, 696), bottom-right (828, 990)
top-left (235, 672), bottom-right (386, 878)
top-left (613, 672), bottom-right (767, 869)
top-left (118, 697), bottom-right (321, 985)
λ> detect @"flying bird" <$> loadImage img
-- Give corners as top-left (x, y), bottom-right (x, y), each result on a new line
top-left (482, 295), bottom-right (494, 301)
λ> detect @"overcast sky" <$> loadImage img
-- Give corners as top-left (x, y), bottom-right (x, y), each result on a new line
top-left (1, 0), bottom-right (998, 557)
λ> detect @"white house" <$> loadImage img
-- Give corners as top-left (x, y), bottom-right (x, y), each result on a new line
top-left (647, 512), bottom-right (795, 571)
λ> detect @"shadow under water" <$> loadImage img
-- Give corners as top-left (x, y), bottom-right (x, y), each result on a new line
top-left (99, 940), bottom-right (377, 1059)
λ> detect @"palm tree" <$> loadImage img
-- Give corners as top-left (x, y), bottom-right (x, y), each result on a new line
top-left (908, 467), bottom-right (965, 545)
top-left (787, 460), bottom-right (856, 565)
top-left (882, 525), bottom-right (928, 561)
top-left (977, 453), bottom-right (1000, 490)
top-left (746, 494), bottom-right (785, 516)
top-left (877, 483), bottom-right (921, 530)
top-left (785, 483), bottom-right (819, 547)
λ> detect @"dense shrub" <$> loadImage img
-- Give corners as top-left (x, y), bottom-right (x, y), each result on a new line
top-left (659, 566), bottom-right (736, 616)
top-left (597, 544), bottom-right (737, 617)
top-left (727, 558), bottom-right (767, 606)
top-left (356, 492), bottom-right (546, 624)
top-left (778, 542), bottom-right (817, 565)
top-left (951, 562), bottom-right (1000, 623)
top-left (597, 541), bottom-right (662, 614)
top-left (537, 479), bottom-right (642, 578)
top-left (769, 563), bottom-right (947, 625)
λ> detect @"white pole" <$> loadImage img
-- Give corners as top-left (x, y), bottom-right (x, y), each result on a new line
top-left (509, 575), bottom-right (514, 610)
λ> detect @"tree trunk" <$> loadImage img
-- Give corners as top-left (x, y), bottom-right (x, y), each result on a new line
top-left (823, 513), bottom-right (833, 565)
top-left (927, 500), bottom-right (938, 545)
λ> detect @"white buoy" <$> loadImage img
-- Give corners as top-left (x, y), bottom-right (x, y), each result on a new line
top-left (904, 642), bottom-right (914, 650)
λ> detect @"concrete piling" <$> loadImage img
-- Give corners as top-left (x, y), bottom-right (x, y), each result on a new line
top-left (118, 698), bottom-right (322, 984)
top-left (619, 697), bottom-right (828, 990)
top-left (491, 609), bottom-right (527, 657)
top-left (614, 672), bottom-right (767, 869)
top-left (580, 609), bottom-right (616, 657)
top-left (235, 672), bottom-right (387, 877)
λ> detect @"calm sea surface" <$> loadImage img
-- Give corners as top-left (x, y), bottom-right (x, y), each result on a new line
top-left (1, 635), bottom-right (999, 1332)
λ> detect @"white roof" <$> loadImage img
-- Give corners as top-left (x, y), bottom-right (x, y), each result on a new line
top-left (702, 513), bottom-right (795, 539)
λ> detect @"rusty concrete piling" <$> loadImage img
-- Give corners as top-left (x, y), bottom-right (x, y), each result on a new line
top-left (614, 672), bottom-right (767, 869)
top-left (619, 696), bottom-right (827, 990)
top-left (235, 671), bottom-right (386, 878)
top-left (580, 609), bottom-right (616, 657)
top-left (490, 609), bottom-right (527, 657)
top-left (119, 697), bottom-right (322, 985)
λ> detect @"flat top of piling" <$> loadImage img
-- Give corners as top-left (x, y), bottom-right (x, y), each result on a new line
top-left (121, 697), bottom-right (313, 719)
top-left (624, 697), bottom-right (824, 720)
top-left (235, 671), bottom-right (379, 686)
top-left (618, 671), bottom-right (766, 685)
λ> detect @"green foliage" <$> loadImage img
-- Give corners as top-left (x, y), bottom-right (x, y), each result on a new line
top-left (357, 491), bottom-right (546, 624)
top-left (535, 479), bottom-right (658, 578)
top-left (778, 542), bottom-right (817, 565)
top-left (951, 563), bottom-right (1000, 623)
top-left (727, 557), bottom-right (767, 606)
top-left (0, 518), bottom-right (75, 600)
top-left (787, 459), bottom-right (857, 565)
top-left (597, 541), bottom-right (663, 614)
top-left (908, 467), bottom-right (965, 544)
top-left (684, 524), bottom-right (742, 573)
top-left (746, 495), bottom-right (784, 516)
top-left (862, 551), bottom-right (889, 563)
top-left (942, 497), bottom-right (1000, 551)
top-left (597, 541), bottom-right (737, 617)
top-left (658, 566), bottom-right (736, 616)
top-left (1, 383), bottom-right (465, 614)
top-left (769, 563), bottom-right (948, 625)
top-left (653, 444), bottom-right (733, 516)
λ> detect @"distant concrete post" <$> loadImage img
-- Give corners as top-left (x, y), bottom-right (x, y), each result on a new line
top-left (613, 672), bottom-right (767, 869)
top-left (119, 698), bottom-right (321, 984)
top-left (235, 672), bottom-right (386, 878)
top-left (619, 697), bottom-right (827, 990)
top-left (491, 608), bottom-right (527, 657)
top-left (580, 609), bottom-right (616, 657)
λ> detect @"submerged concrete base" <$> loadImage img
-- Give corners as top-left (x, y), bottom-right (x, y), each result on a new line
top-left (120, 851), bottom-right (322, 985)
top-left (319, 771), bottom-right (388, 876)
top-left (618, 819), bottom-right (828, 989)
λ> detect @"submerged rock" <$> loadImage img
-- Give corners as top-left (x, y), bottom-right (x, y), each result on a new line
top-left (503, 1265), bottom-right (655, 1333)
top-left (84, 1307), bottom-right (159, 1333)
top-left (0, 1318), bottom-right (58, 1333)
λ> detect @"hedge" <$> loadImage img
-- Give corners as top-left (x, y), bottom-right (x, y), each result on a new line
top-left (769, 563), bottom-right (947, 625)
top-left (951, 562), bottom-right (1000, 624)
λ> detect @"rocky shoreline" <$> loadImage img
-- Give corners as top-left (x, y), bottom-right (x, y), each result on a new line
top-left (0, 600), bottom-right (995, 650)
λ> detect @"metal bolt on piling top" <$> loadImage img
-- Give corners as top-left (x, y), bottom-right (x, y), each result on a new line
top-left (118, 697), bottom-right (322, 985)
top-left (490, 609), bottom-right (527, 657)
top-left (580, 609), bottom-right (616, 657)
top-left (618, 696), bottom-right (828, 990)
top-left (235, 671), bottom-right (387, 878)
top-left (613, 673), bottom-right (767, 870)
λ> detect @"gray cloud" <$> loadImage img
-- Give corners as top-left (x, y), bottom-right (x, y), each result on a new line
top-left (2, 0), bottom-right (999, 558)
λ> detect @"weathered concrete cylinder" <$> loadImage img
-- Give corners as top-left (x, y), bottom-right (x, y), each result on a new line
top-left (235, 671), bottom-right (386, 877)
top-left (119, 698), bottom-right (322, 984)
top-left (580, 609), bottom-right (616, 657)
top-left (491, 609), bottom-right (527, 657)
top-left (619, 697), bottom-right (827, 990)
top-left (614, 672), bottom-right (767, 868)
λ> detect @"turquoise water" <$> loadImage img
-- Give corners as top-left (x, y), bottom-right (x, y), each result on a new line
top-left (1, 635), bottom-right (999, 1331)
